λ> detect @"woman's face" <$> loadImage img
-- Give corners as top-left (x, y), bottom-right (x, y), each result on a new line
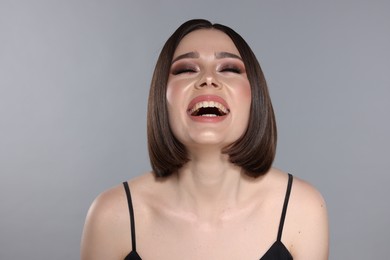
top-left (166, 29), bottom-right (251, 151)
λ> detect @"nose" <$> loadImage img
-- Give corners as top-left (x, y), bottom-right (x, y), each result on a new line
top-left (195, 71), bottom-right (221, 89)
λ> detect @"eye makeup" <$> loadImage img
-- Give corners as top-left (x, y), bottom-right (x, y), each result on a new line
top-left (171, 63), bottom-right (198, 75)
top-left (170, 51), bottom-right (245, 75)
top-left (218, 64), bottom-right (244, 74)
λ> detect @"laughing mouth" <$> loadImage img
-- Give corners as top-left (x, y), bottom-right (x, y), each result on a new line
top-left (187, 101), bottom-right (230, 117)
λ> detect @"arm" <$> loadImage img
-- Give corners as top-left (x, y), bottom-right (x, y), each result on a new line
top-left (290, 179), bottom-right (329, 260)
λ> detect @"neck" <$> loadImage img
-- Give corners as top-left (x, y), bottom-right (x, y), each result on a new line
top-left (173, 148), bottom-right (250, 222)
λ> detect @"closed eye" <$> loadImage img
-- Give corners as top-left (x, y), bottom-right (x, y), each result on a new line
top-left (221, 67), bottom-right (241, 73)
top-left (171, 66), bottom-right (198, 75)
top-left (219, 65), bottom-right (243, 74)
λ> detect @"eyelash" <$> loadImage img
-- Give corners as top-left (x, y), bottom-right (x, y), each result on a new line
top-left (219, 65), bottom-right (242, 74)
top-left (171, 64), bottom-right (243, 75)
top-left (171, 66), bottom-right (197, 75)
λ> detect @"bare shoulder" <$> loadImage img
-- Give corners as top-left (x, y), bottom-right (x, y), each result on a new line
top-left (82, 172), bottom-right (157, 225)
top-left (88, 183), bottom-right (127, 218)
top-left (266, 169), bottom-right (327, 217)
top-left (127, 171), bottom-right (175, 204)
top-left (290, 174), bottom-right (327, 212)
top-left (279, 170), bottom-right (329, 259)
top-left (81, 173), bottom-right (156, 260)
top-left (80, 182), bottom-right (129, 260)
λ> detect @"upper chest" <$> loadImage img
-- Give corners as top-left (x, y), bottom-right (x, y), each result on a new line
top-left (132, 199), bottom-right (286, 260)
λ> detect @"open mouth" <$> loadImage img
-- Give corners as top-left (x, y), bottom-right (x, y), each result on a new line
top-left (188, 101), bottom-right (230, 117)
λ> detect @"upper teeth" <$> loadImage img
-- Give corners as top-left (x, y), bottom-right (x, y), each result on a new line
top-left (188, 101), bottom-right (229, 115)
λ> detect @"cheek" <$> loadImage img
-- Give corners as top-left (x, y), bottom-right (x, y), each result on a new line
top-left (166, 81), bottom-right (188, 132)
top-left (232, 80), bottom-right (252, 132)
top-left (243, 85), bottom-right (252, 121)
top-left (166, 82), bottom-right (182, 116)
top-left (166, 78), bottom-right (196, 117)
top-left (233, 80), bottom-right (252, 109)
top-left (166, 79), bottom-right (189, 107)
top-left (241, 77), bottom-right (252, 97)
top-left (242, 84), bottom-right (252, 103)
top-left (166, 83), bottom-right (176, 106)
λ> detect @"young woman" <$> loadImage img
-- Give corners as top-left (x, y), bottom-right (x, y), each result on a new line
top-left (81, 19), bottom-right (329, 260)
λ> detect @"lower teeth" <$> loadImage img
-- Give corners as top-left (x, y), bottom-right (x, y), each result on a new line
top-left (201, 114), bottom-right (218, 117)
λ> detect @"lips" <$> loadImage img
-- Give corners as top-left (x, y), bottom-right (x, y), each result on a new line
top-left (187, 95), bottom-right (230, 122)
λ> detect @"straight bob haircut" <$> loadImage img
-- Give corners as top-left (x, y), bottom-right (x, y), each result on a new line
top-left (147, 19), bottom-right (277, 178)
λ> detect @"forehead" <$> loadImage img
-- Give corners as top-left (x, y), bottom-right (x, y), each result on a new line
top-left (174, 29), bottom-right (240, 57)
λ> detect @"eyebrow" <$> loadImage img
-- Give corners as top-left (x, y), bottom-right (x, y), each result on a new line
top-left (171, 51), bottom-right (242, 64)
top-left (171, 52), bottom-right (199, 64)
top-left (215, 52), bottom-right (242, 61)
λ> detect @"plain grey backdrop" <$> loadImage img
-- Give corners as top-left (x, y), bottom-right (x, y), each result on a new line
top-left (1, 1), bottom-right (389, 259)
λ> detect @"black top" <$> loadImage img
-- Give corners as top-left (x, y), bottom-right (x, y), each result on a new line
top-left (123, 174), bottom-right (293, 260)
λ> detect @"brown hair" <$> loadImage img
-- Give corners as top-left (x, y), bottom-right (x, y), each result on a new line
top-left (147, 19), bottom-right (277, 178)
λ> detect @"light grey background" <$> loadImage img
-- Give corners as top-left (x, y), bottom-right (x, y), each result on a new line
top-left (1, 1), bottom-right (389, 259)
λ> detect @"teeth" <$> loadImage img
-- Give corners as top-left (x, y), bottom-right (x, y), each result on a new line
top-left (188, 101), bottom-right (229, 115)
top-left (201, 114), bottom-right (218, 117)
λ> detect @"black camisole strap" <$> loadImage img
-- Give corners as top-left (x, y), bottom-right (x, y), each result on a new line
top-left (123, 182), bottom-right (137, 252)
top-left (277, 173), bottom-right (293, 242)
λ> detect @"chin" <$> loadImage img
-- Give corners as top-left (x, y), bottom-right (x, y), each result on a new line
top-left (185, 133), bottom-right (240, 148)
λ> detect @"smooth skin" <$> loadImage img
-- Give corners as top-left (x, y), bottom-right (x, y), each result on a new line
top-left (81, 29), bottom-right (329, 260)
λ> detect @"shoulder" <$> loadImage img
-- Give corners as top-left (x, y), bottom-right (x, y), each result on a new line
top-left (83, 172), bottom-right (157, 226)
top-left (81, 172), bottom-right (164, 259)
top-left (81, 178), bottom-right (139, 259)
top-left (290, 175), bottom-right (327, 209)
top-left (266, 169), bottom-right (327, 220)
top-left (289, 174), bottom-right (328, 228)
top-left (281, 171), bottom-right (329, 259)
top-left (125, 171), bottom-right (176, 208)
top-left (83, 184), bottom-right (128, 227)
